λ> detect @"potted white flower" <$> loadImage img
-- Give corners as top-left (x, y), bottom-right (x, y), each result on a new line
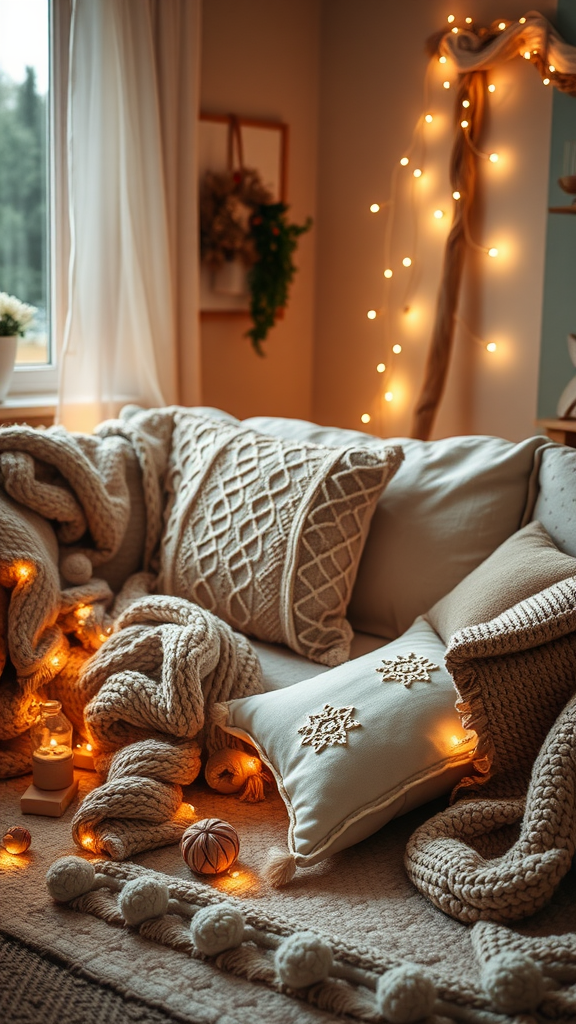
top-left (0, 292), bottom-right (36, 402)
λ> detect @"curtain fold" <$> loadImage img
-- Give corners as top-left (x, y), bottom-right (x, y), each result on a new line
top-left (58, 0), bottom-right (201, 433)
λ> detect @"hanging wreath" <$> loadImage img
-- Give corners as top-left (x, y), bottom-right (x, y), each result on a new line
top-left (199, 117), bottom-right (312, 356)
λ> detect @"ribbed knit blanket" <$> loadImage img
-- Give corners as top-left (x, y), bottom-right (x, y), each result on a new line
top-left (0, 407), bottom-right (263, 857)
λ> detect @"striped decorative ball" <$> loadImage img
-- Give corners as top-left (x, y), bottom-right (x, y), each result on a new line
top-left (180, 818), bottom-right (240, 876)
top-left (2, 825), bottom-right (31, 855)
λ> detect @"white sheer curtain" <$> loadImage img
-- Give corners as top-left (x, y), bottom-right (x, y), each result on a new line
top-left (58, 0), bottom-right (201, 432)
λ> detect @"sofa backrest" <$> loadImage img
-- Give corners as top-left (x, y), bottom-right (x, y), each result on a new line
top-left (244, 416), bottom-right (547, 639)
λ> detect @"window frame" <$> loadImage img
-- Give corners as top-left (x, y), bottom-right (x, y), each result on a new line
top-left (7, 0), bottom-right (70, 401)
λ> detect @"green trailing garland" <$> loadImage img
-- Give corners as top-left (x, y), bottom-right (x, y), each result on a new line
top-left (200, 167), bottom-right (312, 356)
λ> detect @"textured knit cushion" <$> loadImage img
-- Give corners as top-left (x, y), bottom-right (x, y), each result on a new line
top-left (530, 443), bottom-right (576, 556)
top-left (243, 416), bottom-right (547, 639)
top-left (425, 521), bottom-right (576, 645)
top-left (217, 617), bottom-right (476, 870)
top-left (158, 412), bottom-right (403, 666)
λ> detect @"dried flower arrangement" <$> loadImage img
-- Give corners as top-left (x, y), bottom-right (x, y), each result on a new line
top-left (200, 166), bottom-right (311, 355)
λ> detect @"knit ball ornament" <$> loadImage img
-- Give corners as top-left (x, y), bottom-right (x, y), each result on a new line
top-left (119, 876), bottom-right (170, 926)
top-left (60, 551), bottom-right (93, 585)
top-left (275, 931), bottom-right (333, 989)
top-left (376, 964), bottom-right (437, 1024)
top-left (190, 903), bottom-right (245, 955)
top-left (481, 952), bottom-right (545, 1014)
top-left (180, 818), bottom-right (240, 876)
top-left (46, 856), bottom-right (96, 903)
top-left (2, 825), bottom-right (31, 855)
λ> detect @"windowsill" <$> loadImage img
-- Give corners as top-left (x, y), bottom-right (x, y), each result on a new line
top-left (0, 393), bottom-right (57, 427)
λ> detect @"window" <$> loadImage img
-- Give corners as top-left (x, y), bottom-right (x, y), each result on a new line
top-left (0, 0), bottom-right (61, 397)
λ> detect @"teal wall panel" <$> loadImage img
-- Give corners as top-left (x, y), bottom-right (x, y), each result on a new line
top-left (538, 0), bottom-right (576, 418)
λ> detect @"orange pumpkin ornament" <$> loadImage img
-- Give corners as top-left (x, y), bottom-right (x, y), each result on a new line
top-left (204, 748), bottom-right (272, 802)
top-left (180, 818), bottom-right (240, 876)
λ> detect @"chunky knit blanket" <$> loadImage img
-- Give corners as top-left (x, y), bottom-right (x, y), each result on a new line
top-left (0, 408), bottom-right (263, 857)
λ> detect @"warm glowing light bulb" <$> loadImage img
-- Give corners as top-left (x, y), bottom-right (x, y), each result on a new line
top-left (376, 362), bottom-right (386, 373)
top-left (465, 16), bottom-right (472, 23)
top-left (51, 655), bottom-right (60, 667)
top-left (451, 26), bottom-right (458, 34)
top-left (384, 391), bottom-right (394, 402)
top-left (439, 55), bottom-right (447, 64)
top-left (433, 209), bottom-right (444, 218)
top-left (402, 257), bottom-right (412, 267)
top-left (460, 120), bottom-right (469, 129)
top-left (367, 309), bottom-right (377, 320)
top-left (486, 342), bottom-right (497, 352)
top-left (488, 83), bottom-right (496, 92)
top-left (413, 168), bottom-right (422, 178)
top-left (424, 113), bottom-right (434, 123)
top-left (524, 51), bottom-right (531, 59)
top-left (452, 190), bottom-right (461, 200)
top-left (489, 152), bottom-right (499, 163)
top-left (549, 65), bottom-right (556, 72)
top-left (519, 16), bottom-right (526, 23)
top-left (543, 78), bottom-right (550, 85)
top-left (383, 268), bottom-right (393, 278)
top-left (86, 744), bottom-right (93, 752)
top-left (447, 14), bottom-right (455, 22)
top-left (361, 413), bottom-right (371, 424)
top-left (443, 80), bottom-right (451, 89)
top-left (370, 203), bottom-right (380, 213)
top-left (400, 156), bottom-right (409, 166)
top-left (392, 344), bottom-right (402, 354)
top-left (15, 564), bottom-right (30, 581)
top-left (498, 21), bottom-right (506, 30)
top-left (488, 247), bottom-right (499, 258)
top-left (462, 99), bottom-right (470, 108)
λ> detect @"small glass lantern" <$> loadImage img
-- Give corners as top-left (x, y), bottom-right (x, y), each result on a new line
top-left (30, 700), bottom-right (74, 790)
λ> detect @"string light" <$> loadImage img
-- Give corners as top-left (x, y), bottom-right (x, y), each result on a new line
top-left (543, 78), bottom-right (550, 86)
top-left (413, 168), bottom-right (422, 178)
top-left (451, 27), bottom-right (458, 34)
top-left (462, 99), bottom-right (470, 108)
top-left (392, 344), bottom-right (402, 354)
top-left (486, 342), bottom-right (497, 352)
top-left (439, 55), bottom-right (447, 64)
top-left (460, 120), bottom-right (469, 128)
top-left (447, 14), bottom-right (455, 23)
top-left (15, 563), bottom-right (31, 582)
top-left (487, 247), bottom-right (499, 258)
top-left (489, 152), bottom-right (499, 162)
top-left (433, 209), bottom-right (444, 218)
top-left (424, 113), bottom-right (434, 123)
top-left (452, 190), bottom-right (461, 199)
top-left (361, 413), bottom-right (371, 424)
top-left (498, 21), bottom-right (506, 30)
top-left (370, 203), bottom-right (380, 213)
top-left (384, 391), bottom-right (394, 402)
top-left (549, 65), bottom-right (556, 72)
top-left (402, 257), bottom-right (412, 267)
top-left (465, 17), bottom-right (472, 24)
top-left (376, 362), bottom-right (386, 373)
top-left (523, 51), bottom-right (531, 59)
top-left (367, 309), bottom-right (377, 319)
top-left (400, 156), bottom-right (409, 166)
top-left (383, 268), bottom-right (393, 278)
top-left (443, 81), bottom-right (451, 89)
top-left (488, 83), bottom-right (496, 92)
top-left (519, 16), bottom-right (526, 23)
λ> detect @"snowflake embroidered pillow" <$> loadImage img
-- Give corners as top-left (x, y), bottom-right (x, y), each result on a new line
top-left (158, 411), bottom-right (403, 666)
top-left (215, 617), bottom-right (476, 874)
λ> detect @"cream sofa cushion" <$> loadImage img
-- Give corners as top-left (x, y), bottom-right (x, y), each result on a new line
top-left (425, 521), bottom-right (576, 645)
top-left (530, 443), bottom-right (576, 556)
top-left (217, 617), bottom-right (474, 871)
top-left (158, 412), bottom-right (402, 666)
top-left (244, 417), bottom-right (546, 639)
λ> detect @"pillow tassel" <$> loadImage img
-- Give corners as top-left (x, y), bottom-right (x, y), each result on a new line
top-left (265, 846), bottom-right (297, 887)
top-left (238, 773), bottom-right (265, 802)
top-left (210, 702), bottom-right (230, 728)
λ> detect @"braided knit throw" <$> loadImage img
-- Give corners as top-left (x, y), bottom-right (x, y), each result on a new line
top-left (405, 578), bottom-right (576, 923)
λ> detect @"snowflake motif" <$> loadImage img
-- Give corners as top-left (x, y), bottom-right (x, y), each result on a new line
top-left (376, 652), bottom-right (440, 688)
top-left (298, 704), bottom-right (361, 753)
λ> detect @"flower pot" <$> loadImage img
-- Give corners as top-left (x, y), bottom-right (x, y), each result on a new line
top-left (0, 336), bottom-right (18, 402)
top-left (211, 259), bottom-right (248, 297)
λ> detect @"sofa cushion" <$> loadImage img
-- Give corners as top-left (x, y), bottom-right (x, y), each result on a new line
top-left (425, 521), bottom-right (576, 645)
top-left (530, 443), bottom-right (576, 556)
top-left (244, 417), bottom-right (546, 639)
top-left (216, 617), bottom-right (475, 872)
top-left (158, 412), bottom-right (403, 666)
top-left (252, 631), bottom-right (386, 692)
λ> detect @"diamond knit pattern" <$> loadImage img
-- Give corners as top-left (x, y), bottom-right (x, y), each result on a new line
top-left (159, 413), bottom-right (403, 666)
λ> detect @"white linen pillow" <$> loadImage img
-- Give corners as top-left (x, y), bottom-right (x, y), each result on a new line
top-left (215, 617), bottom-right (475, 880)
top-left (530, 443), bottom-right (576, 556)
top-left (244, 416), bottom-right (547, 640)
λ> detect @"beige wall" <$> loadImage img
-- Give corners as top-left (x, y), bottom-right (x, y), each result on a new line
top-left (200, 0), bottom-right (320, 421)
top-left (313, 0), bottom-right (556, 441)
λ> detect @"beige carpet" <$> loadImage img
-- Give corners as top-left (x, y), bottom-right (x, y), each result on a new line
top-left (1, 769), bottom-right (576, 1023)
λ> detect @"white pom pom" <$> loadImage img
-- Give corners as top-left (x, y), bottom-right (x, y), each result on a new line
top-left (265, 847), bottom-right (297, 887)
top-left (46, 857), bottom-right (96, 903)
top-left (376, 964), bottom-right (437, 1023)
top-left (60, 552), bottom-right (93, 585)
top-left (119, 877), bottom-right (169, 926)
top-left (481, 952), bottom-right (544, 1014)
top-left (275, 931), bottom-right (333, 988)
top-left (191, 903), bottom-right (245, 955)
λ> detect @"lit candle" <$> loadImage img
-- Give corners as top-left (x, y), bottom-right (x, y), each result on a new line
top-left (73, 742), bottom-right (96, 771)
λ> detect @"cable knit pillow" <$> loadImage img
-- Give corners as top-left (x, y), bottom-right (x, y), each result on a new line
top-left (158, 412), bottom-right (403, 666)
top-left (215, 617), bottom-right (476, 876)
top-left (425, 521), bottom-right (576, 645)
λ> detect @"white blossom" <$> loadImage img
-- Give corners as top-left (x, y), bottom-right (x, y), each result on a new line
top-left (0, 292), bottom-right (36, 336)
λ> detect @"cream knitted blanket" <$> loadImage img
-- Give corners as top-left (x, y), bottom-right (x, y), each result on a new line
top-left (0, 408), bottom-right (264, 856)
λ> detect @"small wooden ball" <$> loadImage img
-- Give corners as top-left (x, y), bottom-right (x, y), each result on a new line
top-left (3, 825), bottom-right (31, 855)
top-left (180, 818), bottom-right (240, 876)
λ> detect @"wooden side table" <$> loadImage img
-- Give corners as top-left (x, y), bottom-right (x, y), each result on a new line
top-left (536, 418), bottom-right (576, 447)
